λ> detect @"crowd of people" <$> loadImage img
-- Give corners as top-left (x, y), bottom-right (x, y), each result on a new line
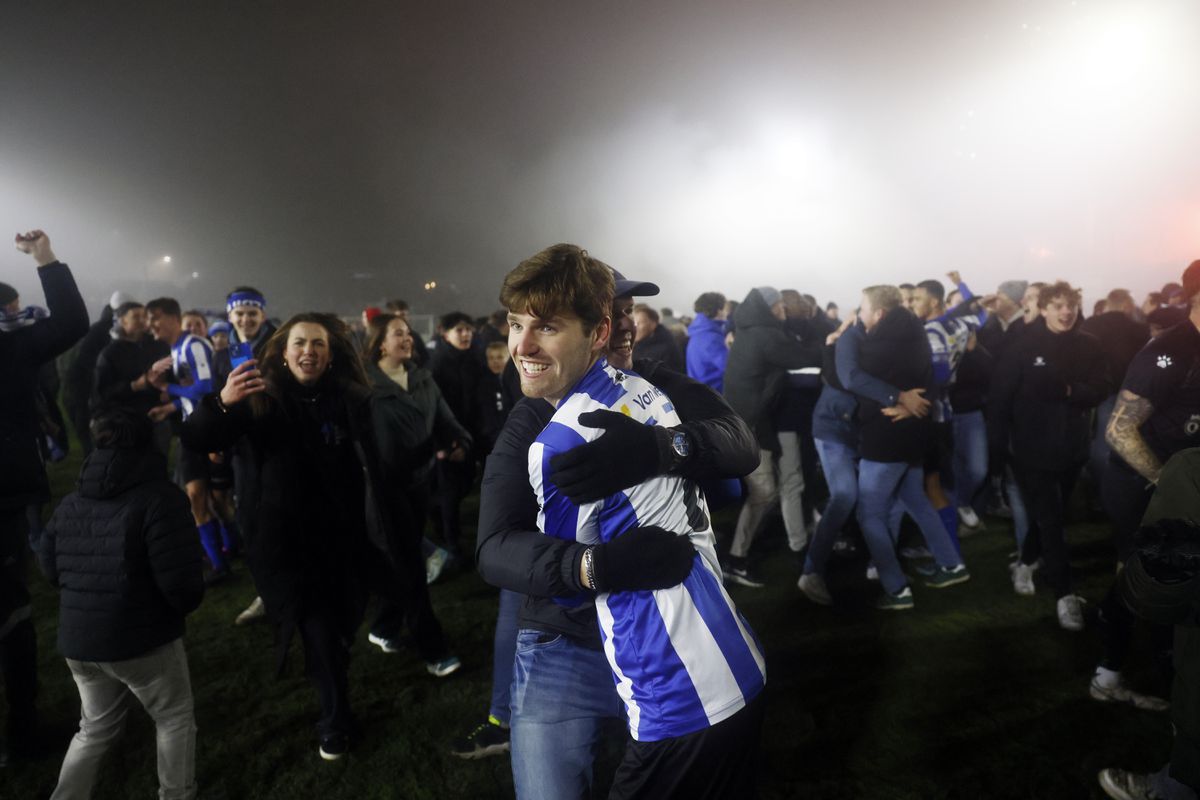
top-left (2, 228), bottom-right (1199, 799)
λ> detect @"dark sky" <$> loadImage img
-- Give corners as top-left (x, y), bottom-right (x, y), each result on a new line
top-left (3, 0), bottom-right (1198, 317)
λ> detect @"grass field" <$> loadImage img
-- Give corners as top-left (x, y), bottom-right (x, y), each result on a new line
top-left (1, 446), bottom-right (1177, 799)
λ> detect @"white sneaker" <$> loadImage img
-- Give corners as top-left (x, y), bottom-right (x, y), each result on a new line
top-left (957, 506), bottom-right (982, 529)
top-left (1011, 563), bottom-right (1035, 596)
top-left (235, 596), bottom-right (266, 625)
top-left (426, 547), bottom-right (450, 584)
top-left (1098, 767), bottom-right (1155, 800)
top-left (865, 564), bottom-right (879, 582)
top-left (798, 573), bottom-right (833, 606)
top-left (1089, 669), bottom-right (1169, 712)
top-left (1057, 595), bottom-right (1085, 631)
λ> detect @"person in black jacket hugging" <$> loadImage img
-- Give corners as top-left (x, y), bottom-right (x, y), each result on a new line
top-left (39, 408), bottom-right (204, 800)
top-left (988, 281), bottom-right (1110, 631)
top-left (854, 285), bottom-right (969, 611)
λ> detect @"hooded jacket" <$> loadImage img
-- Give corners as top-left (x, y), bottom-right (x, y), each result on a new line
top-left (722, 289), bottom-right (808, 450)
top-left (40, 447), bottom-right (204, 661)
top-left (685, 313), bottom-right (728, 393)
top-left (856, 308), bottom-right (935, 464)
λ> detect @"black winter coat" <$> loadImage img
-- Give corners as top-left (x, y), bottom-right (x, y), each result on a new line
top-left (430, 344), bottom-right (485, 444)
top-left (181, 377), bottom-right (406, 670)
top-left (367, 362), bottom-right (472, 486)
top-left (987, 322), bottom-right (1111, 473)
top-left (1080, 311), bottom-right (1150, 391)
top-left (856, 309), bottom-right (935, 465)
top-left (723, 289), bottom-right (809, 450)
top-left (93, 336), bottom-right (170, 416)
top-left (40, 448), bottom-right (204, 661)
top-left (0, 262), bottom-right (89, 509)
top-left (633, 325), bottom-right (685, 373)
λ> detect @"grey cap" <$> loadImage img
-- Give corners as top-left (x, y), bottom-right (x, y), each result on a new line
top-left (109, 290), bottom-right (133, 310)
top-left (755, 286), bottom-right (782, 307)
top-left (997, 280), bottom-right (1028, 305)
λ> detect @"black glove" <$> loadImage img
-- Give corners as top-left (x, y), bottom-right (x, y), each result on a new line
top-left (590, 525), bottom-right (696, 592)
top-left (549, 409), bottom-right (668, 504)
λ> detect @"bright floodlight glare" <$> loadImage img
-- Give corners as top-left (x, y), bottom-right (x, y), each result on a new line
top-left (162, 255), bottom-right (172, 263)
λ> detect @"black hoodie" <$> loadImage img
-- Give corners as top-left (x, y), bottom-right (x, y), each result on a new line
top-left (723, 289), bottom-right (808, 450)
top-left (856, 308), bottom-right (935, 464)
top-left (40, 448), bottom-right (204, 661)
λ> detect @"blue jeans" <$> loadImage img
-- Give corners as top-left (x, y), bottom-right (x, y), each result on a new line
top-left (804, 439), bottom-right (858, 577)
top-left (510, 630), bottom-right (624, 800)
top-left (857, 460), bottom-right (963, 595)
top-left (488, 589), bottom-right (521, 725)
top-left (1005, 465), bottom-right (1031, 552)
top-left (951, 410), bottom-right (988, 511)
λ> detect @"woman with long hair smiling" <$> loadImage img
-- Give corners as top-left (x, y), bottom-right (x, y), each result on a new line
top-left (182, 312), bottom-right (446, 761)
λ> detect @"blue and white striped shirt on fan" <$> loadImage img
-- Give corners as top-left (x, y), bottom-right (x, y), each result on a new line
top-left (168, 333), bottom-right (215, 420)
top-left (529, 358), bottom-right (766, 742)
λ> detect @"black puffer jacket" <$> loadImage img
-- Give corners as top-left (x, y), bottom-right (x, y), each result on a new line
top-left (857, 308), bottom-right (935, 465)
top-left (723, 289), bottom-right (808, 450)
top-left (39, 448), bottom-right (204, 662)
top-left (430, 343), bottom-right (486, 444)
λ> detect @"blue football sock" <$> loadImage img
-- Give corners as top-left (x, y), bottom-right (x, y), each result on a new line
top-left (937, 505), bottom-right (961, 556)
top-left (219, 520), bottom-right (241, 554)
top-left (198, 521), bottom-right (227, 571)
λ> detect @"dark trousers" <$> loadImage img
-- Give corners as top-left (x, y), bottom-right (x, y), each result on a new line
top-left (0, 507), bottom-right (37, 746)
top-left (1099, 458), bottom-right (1174, 679)
top-left (297, 613), bottom-right (353, 738)
top-left (370, 482), bottom-right (448, 662)
top-left (608, 690), bottom-right (766, 800)
top-left (432, 459), bottom-right (475, 557)
top-left (1014, 464), bottom-right (1082, 599)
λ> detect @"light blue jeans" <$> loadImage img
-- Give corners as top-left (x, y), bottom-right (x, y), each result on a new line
top-left (509, 630), bottom-right (624, 799)
top-left (804, 439), bottom-right (858, 577)
top-left (488, 589), bottom-right (521, 726)
top-left (857, 460), bottom-right (963, 595)
top-left (951, 410), bottom-right (988, 512)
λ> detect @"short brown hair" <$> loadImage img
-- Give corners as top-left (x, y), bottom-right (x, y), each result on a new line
top-left (1037, 281), bottom-right (1081, 310)
top-left (499, 244), bottom-right (614, 333)
top-left (633, 303), bottom-right (659, 323)
top-left (861, 285), bottom-right (902, 313)
top-left (693, 292), bottom-right (726, 318)
top-left (485, 341), bottom-right (507, 354)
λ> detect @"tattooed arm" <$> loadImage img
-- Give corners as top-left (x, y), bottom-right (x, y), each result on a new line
top-left (1105, 389), bottom-right (1162, 483)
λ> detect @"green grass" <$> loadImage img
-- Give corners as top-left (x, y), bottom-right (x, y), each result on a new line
top-left (1, 446), bottom-right (1176, 799)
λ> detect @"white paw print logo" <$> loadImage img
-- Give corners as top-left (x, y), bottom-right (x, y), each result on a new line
top-left (1033, 356), bottom-right (1046, 367)
top-left (1157, 355), bottom-right (1173, 369)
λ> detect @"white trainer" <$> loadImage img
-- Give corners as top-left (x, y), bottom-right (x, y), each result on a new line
top-left (1090, 669), bottom-right (1169, 712)
top-left (958, 506), bottom-right (982, 529)
top-left (1057, 595), bottom-right (1085, 631)
top-left (1011, 563), bottom-right (1035, 596)
top-left (798, 573), bottom-right (833, 606)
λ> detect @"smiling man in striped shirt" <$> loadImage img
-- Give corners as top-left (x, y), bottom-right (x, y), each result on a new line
top-left (502, 244), bottom-right (766, 799)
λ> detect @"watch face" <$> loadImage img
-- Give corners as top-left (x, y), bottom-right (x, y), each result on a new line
top-left (672, 432), bottom-right (690, 457)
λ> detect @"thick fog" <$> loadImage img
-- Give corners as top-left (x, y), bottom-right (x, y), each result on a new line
top-left (2, 0), bottom-right (1197, 318)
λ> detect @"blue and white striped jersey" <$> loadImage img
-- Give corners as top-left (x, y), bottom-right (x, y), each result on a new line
top-left (529, 358), bottom-right (766, 742)
top-left (168, 333), bottom-right (215, 420)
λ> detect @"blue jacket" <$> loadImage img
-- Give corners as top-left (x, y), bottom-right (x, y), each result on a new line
top-left (686, 313), bottom-right (728, 393)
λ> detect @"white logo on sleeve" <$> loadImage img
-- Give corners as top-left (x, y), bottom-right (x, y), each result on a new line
top-left (1157, 355), bottom-right (1173, 369)
top-left (1033, 356), bottom-right (1046, 367)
